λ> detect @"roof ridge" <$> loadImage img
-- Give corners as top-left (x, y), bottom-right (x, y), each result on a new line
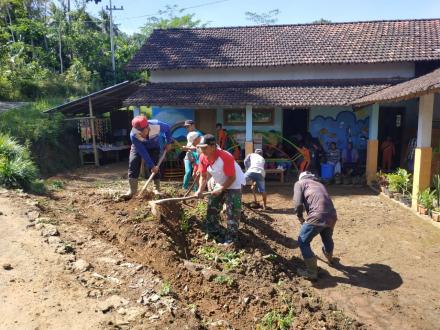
top-left (153, 17), bottom-right (440, 32)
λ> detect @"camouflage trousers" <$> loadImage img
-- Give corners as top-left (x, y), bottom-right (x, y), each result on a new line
top-left (205, 189), bottom-right (242, 241)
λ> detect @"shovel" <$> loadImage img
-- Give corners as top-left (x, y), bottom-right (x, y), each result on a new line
top-left (137, 150), bottom-right (167, 197)
top-left (149, 192), bottom-right (211, 216)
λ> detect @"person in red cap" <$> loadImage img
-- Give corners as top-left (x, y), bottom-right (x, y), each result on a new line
top-left (121, 115), bottom-right (173, 200)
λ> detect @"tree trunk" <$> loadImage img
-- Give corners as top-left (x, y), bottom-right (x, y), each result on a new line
top-left (58, 25), bottom-right (64, 74)
top-left (6, 6), bottom-right (16, 42)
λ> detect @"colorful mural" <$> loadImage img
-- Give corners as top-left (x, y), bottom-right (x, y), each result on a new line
top-left (152, 107), bottom-right (194, 142)
top-left (309, 110), bottom-right (369, 152)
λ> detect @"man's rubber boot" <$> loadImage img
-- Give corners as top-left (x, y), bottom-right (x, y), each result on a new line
top-left (120, 179), bottom-right (138, 201)
top-left (322, 246), bottom-right (333, 264)
top-left (297, 257), bottom-right (318, 281)
top-left (153, 179), bottom-right (161, 195)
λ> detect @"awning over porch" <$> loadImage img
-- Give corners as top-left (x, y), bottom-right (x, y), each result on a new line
top-left (353, 68), bottom-right (440, 106)
top-left (123, 79), bottom-right (401, 108)
top-left (44, 80), bottom-right (140, 116)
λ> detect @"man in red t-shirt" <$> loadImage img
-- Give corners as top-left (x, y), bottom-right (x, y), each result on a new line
top-left (195, 134), bottom-right (245, 244)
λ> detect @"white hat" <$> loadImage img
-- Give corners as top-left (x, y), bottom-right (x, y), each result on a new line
top-left (299, 171), bottom-right (314, 180)
top-left (186, 131), bottom-right (201, 147)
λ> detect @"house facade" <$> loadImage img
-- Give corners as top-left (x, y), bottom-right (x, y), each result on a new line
top-left (125, 19), bottom-right (440, 196)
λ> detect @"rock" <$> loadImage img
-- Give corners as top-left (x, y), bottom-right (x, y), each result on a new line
top-left (243, 296), bottom-right (252, 305)
top-left (47, 236), bottom-right (62, 245)
top-left (56, 244), bottom-right (75, 255)
top-left (149, 314), bottom-right (160, 320)
top-left (3, 263), bottom-right (13, 270)
top-left (183, 260), bottom-right (204, 274)
top-left (208, 320), bottom-right (230, 329)
top-left (149, 294), bottom-right (161, 303)
top-left (72, 259), bottom-right (92, 273)
top-left (40, 224), bottom-right (59, 237)
top-left (135, 265), bottom-right (143, 272)
top-left (99, 295), bottom-right (129, 313)
top-left (0, 211), bottom-right (4, 216)
top-left (26, 210), bottom-right (40, 221)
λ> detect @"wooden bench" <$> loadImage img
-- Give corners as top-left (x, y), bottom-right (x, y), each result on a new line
top-left (265, 168), bottom-right (285, 183)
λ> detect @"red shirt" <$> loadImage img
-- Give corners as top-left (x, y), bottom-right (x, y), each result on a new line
top-left (198, 149), bottom-right (235, 176)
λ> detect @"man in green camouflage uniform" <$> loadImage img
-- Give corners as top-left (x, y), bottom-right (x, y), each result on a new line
top-left (195, 134), bottom-right (245, 244)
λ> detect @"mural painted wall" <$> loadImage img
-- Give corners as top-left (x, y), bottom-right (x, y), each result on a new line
top-left (309, 107), bottom-right (370, 154)
top-left (152, 107), bottom-right (194, 142)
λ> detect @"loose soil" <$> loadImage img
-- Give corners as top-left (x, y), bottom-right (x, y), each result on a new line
top-left (1, 163), bottom-right (440, 329)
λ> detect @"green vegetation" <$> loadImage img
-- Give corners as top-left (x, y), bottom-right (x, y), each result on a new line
top-left (198, 246), bottom-right (244, 270)
top-left (257, 308), bottom-right (295, 330)
top-left (213, 274), bottom-right (234, 286)
top-left (160, 280), bottom-right (172, 296)
top-left (180, 201), bottom-right (207, 233)
top-left (0, 134), bottom-right (38, 189)
top-left (385, 168), bottom-right (412, 196)
top-left (418, 188), bottom-right (435, 210)
top-left (0, 2), bottom-right (205, 101)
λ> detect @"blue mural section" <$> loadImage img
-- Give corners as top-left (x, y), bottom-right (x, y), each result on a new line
top-left (152, 107), bottom-right (194, 142)
top-left (310, 111), bottom-right (369, 152)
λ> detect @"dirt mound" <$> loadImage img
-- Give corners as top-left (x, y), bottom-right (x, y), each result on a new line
top-left (41, 182), bottom-right (364, 329)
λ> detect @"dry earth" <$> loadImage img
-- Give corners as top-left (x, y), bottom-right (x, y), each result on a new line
top-left (1, 163), bottom-right (440, 329)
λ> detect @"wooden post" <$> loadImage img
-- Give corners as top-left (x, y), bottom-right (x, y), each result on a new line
top-left (245, 105), bottom-right (253, 156)
top-left (88, 96), bottom-right (100, 166)
top-left (366, 103), bottom-right (379, 185)
top-left (411, 94), bottom-right (434, 209)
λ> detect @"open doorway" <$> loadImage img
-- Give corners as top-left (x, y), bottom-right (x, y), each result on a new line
top-left (378, 107), bottom-right (405, 170)
top-left (282, 108), bottom-right (309, 148)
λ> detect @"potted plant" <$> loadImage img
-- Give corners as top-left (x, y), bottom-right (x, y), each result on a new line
top-left (418, 188), bottom-right (435, 215)
top-left (396, 168), bottom-right (412, 206)
top-left (430, 175), bottom-right (440, 221)
top-left (376, 171), bottom-right (388, 192)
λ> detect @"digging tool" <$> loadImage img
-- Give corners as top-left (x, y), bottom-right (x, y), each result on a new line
top-left (149, 192), bottom-right (212, 216)
top-left (184, 173), bottom-right (200, 197)
top-left (138, 150), bottom-right (167, 197)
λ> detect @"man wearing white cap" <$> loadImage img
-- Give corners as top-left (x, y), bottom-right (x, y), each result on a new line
top-left (244, 149), bottom-right (267, 210)
top-left (293, 171), bottom-right (338, 280)
top-left (182, 120), bottom-right (202, 189)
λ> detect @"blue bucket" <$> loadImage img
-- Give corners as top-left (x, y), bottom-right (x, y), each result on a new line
top-left (321, 163), bottom-right (335, 180)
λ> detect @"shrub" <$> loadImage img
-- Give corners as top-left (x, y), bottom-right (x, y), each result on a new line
top-left (418, 188), bottom-right (435, 210)
top-left (0, 134), bottom-right (38, 189)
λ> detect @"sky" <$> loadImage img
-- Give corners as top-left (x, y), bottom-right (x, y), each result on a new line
top-left (85, 0), bottom-right (440, 34)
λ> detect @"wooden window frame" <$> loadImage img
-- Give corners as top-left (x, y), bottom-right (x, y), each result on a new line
top-left (223, 108), bottom-right (274, 125)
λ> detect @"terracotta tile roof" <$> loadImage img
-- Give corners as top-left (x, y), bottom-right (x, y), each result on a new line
top-left (126, 19), bottom-right (440, 71)
top-left (123, 79), bottom-right (401, 108)
top-left (353, 68), bottom-right (440, 105)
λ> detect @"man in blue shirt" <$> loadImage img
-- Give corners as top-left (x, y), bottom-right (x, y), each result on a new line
top-left (121, 115), bottom-right (173, 200)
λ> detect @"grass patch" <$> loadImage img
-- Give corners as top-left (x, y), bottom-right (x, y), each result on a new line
top-left (258, 308), bottom-right (295, 330)
top-left (160, 280), bottom-right (172, 296)
top-left (0, 134), bottom-right (38, 189)
top-left (213, 274), bottom-right (234, 286)
top-left (180, 201), bottom-right (207, 233)
top-left (48, 179), bottom-right (65, 190)
top-left (198, 246), bottom-right (244, 270)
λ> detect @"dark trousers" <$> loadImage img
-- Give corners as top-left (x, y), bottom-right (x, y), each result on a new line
top-left (128, 147), bottom-right (161, 180)
top-left (298, 223), bottom-right (334, 259)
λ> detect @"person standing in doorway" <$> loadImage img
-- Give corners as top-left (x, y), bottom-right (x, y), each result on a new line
top-left (293, 171), bottom-right (338, 280)
top-left (381, 136), bottom-right (395, 172)
top-left (195, 134), bottom-right (245, 245)
top-left (182, 120), bottom-right (202, 190)
top-left (216, 123), bottom-right (227, 149)
top-left (244, 148), bottom-right (267, 210)
top-left (121, 116), bottom-right (173, 200)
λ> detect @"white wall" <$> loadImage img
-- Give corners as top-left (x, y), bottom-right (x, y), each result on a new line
top-left (150, 62), bottom-right (415, 83)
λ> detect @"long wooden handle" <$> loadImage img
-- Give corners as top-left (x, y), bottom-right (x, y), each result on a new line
top-left (183, 173), bottom-right (200, 197)
top-left (153, 192), bottom-right (211, 204)
top-left (138, 150), bottom-right (168, 195)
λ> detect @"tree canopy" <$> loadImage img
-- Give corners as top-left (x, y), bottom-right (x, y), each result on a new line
top-left (0, 1), bottom-right (205, 101)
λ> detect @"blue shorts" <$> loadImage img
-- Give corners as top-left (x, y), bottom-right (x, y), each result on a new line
top-left (245, 171), bottom-right (265, 193)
